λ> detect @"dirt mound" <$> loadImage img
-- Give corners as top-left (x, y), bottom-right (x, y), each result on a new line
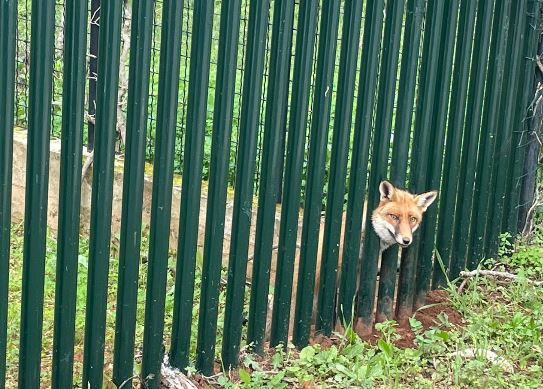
top-left (359, 290), bottom-right (463, 348)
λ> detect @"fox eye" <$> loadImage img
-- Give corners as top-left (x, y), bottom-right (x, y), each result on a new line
top-left (389, 214), bottom-right (399, 221)
top-left (410, 216), bottom-right (418, 223)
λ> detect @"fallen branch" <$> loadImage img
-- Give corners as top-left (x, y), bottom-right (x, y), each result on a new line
top-left (459, 270), bottom-right (543, 286)
top-left (160, 355), bottom-right (198, 389)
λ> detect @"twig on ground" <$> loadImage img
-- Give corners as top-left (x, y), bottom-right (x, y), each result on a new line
top-left (459, 269), bottom-right (543, 286)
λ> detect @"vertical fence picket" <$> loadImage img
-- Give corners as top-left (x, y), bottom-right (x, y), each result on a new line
top-left (340, 0), bottom-right (385, 328)
top-left (82, 1), bottom-right (123, 386)
top-left (295, 0), bottom-right (341, 345)
top-left (0, 0), bottom-right (16, 386)
top-left (433, 0), bottom-right (477, 289)
top-left (414, 0), bottom-right (459, 308)
top-left (357, 0), bottom-right (405, 328)
top-left (170, 0), bottom-right (214, 372)
top-left (51, 1), bottom-right (88, 387)
top-left (248, 0), bottom-right (294, 354)
top-left (112, 0), bottom-right (155, 386)
top-left (395, 0), bottom-right (445, 321)
top-left (2, 0), bottom-right (542, 380)
top-left (18, 1), bottom-right (55, 387)
top-left (216, 0), bottom-right (262, 371)
top-left (470, 0), bottom-right (512, 267)
top-left (508, 0), bottom-right (542, 234)
top-left (270, 0), bottom-right (318, 347)
top-left (378, 0), bottom-right (425, 322)
top-left (199, 0), bottom-right (242, 369)
top-left (487, 0), bottom-right (529, 258)
top-left (451, 0), bottom-right (495, 277)
top-left (359, 0), bottom-right (405, 327)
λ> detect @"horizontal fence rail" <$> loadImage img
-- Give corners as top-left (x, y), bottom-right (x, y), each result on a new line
top-left (1, 0), bottom-right (542, 385)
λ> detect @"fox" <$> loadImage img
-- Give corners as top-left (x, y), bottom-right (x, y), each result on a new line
top-left (263, 180), bottom-right (438, 341)
top-left (371, 180), bottom-right (438, 250)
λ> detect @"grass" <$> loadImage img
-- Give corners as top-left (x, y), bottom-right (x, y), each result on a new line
top-left (4, 222), bottom-right (251, 388)
top-left (206, 226), bottom-right (543, 388)
top-left (6, 221), bottom-right (542, 388)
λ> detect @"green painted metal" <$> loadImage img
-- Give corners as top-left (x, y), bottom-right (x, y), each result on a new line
top-left (170, 0), bottom-right (214, 371)
top-left (452, 0), bottom-right (495, 276)
top-left (82, 1), bottom-right (123, 387)
top-left (214, 1), bottom-right (260, 372)
top-left (381, 0), bottom-right (424, 322)
top-left (470, 0), bottom-right (512, 267)
top-left (376, 248), bottom-right (399, 322)
top-left (111, 0), bottom-right (155, 386)
top-left (2, 0), bottom-right (541, 379)
top-left (487, 1), bottom-right (528, 258)
top-left (395, 0), bottom-right (445, 320)
top-left (357, 0), bottom-right (405, 327)
top-left (271, 0), bottom-right (318, 347)
top-left (433, 0), bottom-right (477, 289)
top-left (508, 0), bottom-right (542, 234)
top-left (0, 0), bottom-right (16, 386)
top-left (415, 0), bottom-right (459, 308)
top-left (339, 0), bottom-right (384, 328)
top-left (294, 0), bottom-right (341, 346)
top-left (51, 0), bottom-right (88, 387)
top-left (248, 0), bottom-right (294, 353)
top-left (113, 0), bottom-right (154, 385)
top-left (18, 1), bottom-right (55, 386)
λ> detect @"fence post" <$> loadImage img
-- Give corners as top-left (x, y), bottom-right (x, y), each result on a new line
top-left (17, 1), bottom-right (55, 387)
top-left (487, 1), bottom-right (529, 258)
top-left (82, 1), bottom-right (123, 386)
top-left (340, 0), bottom-right (385, 330)
top-left (414, 0), bottom-right (459, 308)
top-left (451, 0), bottom-right (495, 277)
top-left (201, 0), bottom-right (243, 369)
top-left (394, 0), bottom-right (445, 321)
top-left (294, 0), bottom-right (341, 345)
top-left (170, 0), bottom-right (214, 372)
top-left (378, 0), bottom-right (425, 322)
top-left (216, 0), bottom-right (265, 371)
top-left (113, 0), bottom-right (154, 386)
top-left (0, 0), bottom-right (16, 386)
top-left (51, 1), bottom-right (88, 387)
top-left (357, 0), bottom-right (405, 328)
top-left (470, 0), bottom-right (512, 267)
top-left (248, 0), bottom-right (294, 354)
top-left (270, 0), bottom-right (318, 347)
top-left (432, 0), bottom-right (477, 289)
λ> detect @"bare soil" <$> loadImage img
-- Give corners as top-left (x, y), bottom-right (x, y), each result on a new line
top-left (189, 290), bottom-right (464, 387)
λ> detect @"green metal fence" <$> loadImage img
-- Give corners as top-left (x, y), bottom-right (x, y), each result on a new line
top-left (1, 0), bottom-right (542, 387)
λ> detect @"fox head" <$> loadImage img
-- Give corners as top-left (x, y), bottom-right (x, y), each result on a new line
top-left (371, 180), bottom-right (437, 250)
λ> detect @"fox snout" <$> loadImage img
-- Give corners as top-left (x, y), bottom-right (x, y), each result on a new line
top-left (371, 180), bottom-right (437, 250)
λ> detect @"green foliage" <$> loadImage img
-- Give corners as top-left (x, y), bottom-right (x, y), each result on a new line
top-left (213, 239), bottom-right (543, 389)
top-left (4, 223), bottom-right (251, 388)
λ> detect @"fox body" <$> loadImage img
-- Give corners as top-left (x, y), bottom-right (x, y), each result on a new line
top-left (263, 180), bottom-right (437, 340)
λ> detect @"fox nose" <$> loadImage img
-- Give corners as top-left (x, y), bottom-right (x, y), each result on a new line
top-left (402, 237), bottom-right (411, 245)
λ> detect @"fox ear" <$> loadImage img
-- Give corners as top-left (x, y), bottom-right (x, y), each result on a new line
top-left (379, 181), bottom-right (395, 201)
top-left (415, 190), bottom-right (438, 211)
